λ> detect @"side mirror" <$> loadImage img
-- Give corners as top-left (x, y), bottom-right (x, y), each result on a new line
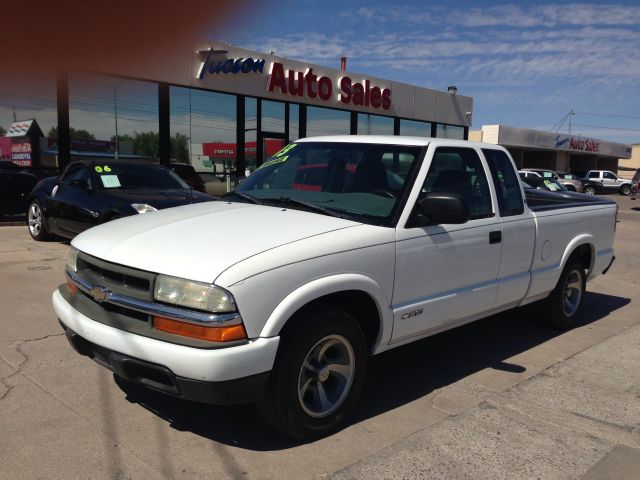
top-left (411, 192), bottom-right (470, 227)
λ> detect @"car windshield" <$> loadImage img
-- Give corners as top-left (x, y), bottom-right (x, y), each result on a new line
top-left (236, 141), bottom-right (423, 226)
top-left (93, 164), bottom-right (189, 190)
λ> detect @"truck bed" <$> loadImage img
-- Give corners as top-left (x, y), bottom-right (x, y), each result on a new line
top-left (524, 188), bottom-right (615, 212)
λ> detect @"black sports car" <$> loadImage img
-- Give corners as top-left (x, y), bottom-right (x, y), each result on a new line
top-left (27, 160), bottom-right (214, 241)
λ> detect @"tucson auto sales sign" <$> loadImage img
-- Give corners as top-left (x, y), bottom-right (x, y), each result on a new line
top-left (10, 139), bottom-right (32, 167)
top-left (197, 49), bottom-right (392, 111)
top-left (554, 134), bottom-right (600, 153)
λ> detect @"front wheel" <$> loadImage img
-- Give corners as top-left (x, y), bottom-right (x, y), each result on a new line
top-left (583, 185), bottom-right (595, 195)
top-left (257, 309), bottom-right (367, 439)
top-left (27, 200), bottom-right (52, 241)
top-left (619, 184), bottom-right (631, 196)
top-left (539, 257), bottom-right (586, 329)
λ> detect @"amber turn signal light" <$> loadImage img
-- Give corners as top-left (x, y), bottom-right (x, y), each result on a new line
top-left (67, 278), bottom-right (78, 296)
top-left (153, 316), bottom-right (247, 342)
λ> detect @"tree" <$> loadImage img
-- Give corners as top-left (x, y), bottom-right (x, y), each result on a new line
top-left (48, 126), bottom-right (96, 139)
top-left (132, 131), bottom-right (159, 159)
top-left (0, 126), bottom-right (6, 136)
top-left (170, 132), bottom-right (189, 163)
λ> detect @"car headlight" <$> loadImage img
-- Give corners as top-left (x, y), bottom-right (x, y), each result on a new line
top-left (154, 274), bottom-right (236, 312)
top-left (67, 246), bottom-right (78, 272)
top-left (131, 203), bottom-right (158, 214)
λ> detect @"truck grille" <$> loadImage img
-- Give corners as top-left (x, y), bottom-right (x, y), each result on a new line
top-left (76, 252), bottom-right (156, 302)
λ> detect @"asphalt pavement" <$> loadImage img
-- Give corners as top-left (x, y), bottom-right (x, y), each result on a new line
top-left (0, 195), bottom-right (638, 479)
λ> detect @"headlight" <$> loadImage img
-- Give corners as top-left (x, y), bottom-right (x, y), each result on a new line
top-left (154, 274), bottom-right (236, 312)
top-left (131, 203), bottom-right (158, 214)
top-left (67, 247), bottom-right (78, 272)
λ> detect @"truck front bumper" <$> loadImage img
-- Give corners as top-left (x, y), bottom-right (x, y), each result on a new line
top-left (53, 289), bottom-right (279, 405)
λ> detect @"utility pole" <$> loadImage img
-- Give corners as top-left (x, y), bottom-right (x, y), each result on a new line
top-left (114, 89), bottom-right (119, 160)
top-left (568, 109), bottom-right (575, 134)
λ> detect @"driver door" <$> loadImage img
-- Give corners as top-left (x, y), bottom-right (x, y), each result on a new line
top-left (391, 146), bottom-right (502, 343)
top-left (50, 164), bottom-right (97, 234)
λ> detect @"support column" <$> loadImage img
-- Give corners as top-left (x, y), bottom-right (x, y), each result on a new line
top-left (56, 71), bottom-right (70, 171)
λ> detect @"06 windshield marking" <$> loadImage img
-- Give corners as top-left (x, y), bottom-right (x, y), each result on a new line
top-left (236, 142), bottom-right (423, 226)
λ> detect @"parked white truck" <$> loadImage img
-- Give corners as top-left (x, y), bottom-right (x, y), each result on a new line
top-left (54, 136), bottom-right (617, 439)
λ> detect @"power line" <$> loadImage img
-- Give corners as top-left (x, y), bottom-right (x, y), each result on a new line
top-left (577, 112), bottom-right (640, 120)
top-left (572, 123), bottom-right (640, 133)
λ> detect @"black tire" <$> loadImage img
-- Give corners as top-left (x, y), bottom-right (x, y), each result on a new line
top-left (539, 257), bottom-right (586, 329)
top-left (257, 309), bottom-right (367, 440)
top-left (583, 185), bottom-right (595, 195)
top-left (27, 199), bottom-right (53, 241)
top-left (619, 184), bottom-right (631, 196)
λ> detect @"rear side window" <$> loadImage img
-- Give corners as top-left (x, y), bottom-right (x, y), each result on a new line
top-left (482, 149), bottom-right (524, 217)
top-left (422, 147), bottom-right (493, 220)
top-left (588, 172), bottom-right (600, 179)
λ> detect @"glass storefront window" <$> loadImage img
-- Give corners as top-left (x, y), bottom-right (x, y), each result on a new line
top-left (69, 72), bottom-right (158, 162)
top-left (289, 103), bottom-right (300, 141)
top-left (170, 87), bottom-right (236, 195)
top-left (436, 124), bottom-right (465, 140)
top-left (262, 100), bottom-right (285, 134)
top-left (358, 113), bottom-right (394, 135)
top-left (0, 72), bottom-right (58, 170)
top-left (400, 119), bottom-right (432, 137)
top-left (245, 97), bottom-right (258, 173)
top-left (307, 106), bottom-right (350, 137)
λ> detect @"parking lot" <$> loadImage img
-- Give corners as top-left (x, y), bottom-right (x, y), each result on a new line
top-left (1, 195), bottom-right (639, 479)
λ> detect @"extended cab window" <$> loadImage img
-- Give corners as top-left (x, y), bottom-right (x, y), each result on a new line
top-left (421, 147), bottom-right (493, 219)
top-left (588, 172), bottom-right (600, 179)
top-left (482, 149), bottom-right (524, 217)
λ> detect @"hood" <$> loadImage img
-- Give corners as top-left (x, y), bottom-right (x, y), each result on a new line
top-left (72, 201), bottom-right (360, 283)
top-left (105, 188), bottom-right (212, 209)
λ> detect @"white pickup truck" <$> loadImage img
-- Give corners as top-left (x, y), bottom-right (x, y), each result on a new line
top-left (54, 136), bottom-right (617, 439)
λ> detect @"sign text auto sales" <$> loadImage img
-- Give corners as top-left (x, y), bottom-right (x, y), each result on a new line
top-left (268, 62), bottom-right (391, 110)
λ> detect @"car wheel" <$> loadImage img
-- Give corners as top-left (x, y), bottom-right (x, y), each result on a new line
top-left (619, 184), bottom-right (631, 196)
top-left (257, 309), bottom-right (367, 439)
top-left (583, 186), bottom-right (595, 195)
top-left (27, 200), bottom-right (52, 241)
top-left (539, 256), bottom-right (586, 329)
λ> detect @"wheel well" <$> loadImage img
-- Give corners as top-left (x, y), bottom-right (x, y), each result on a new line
top-left (569, 244), bottom-right (593, 272)
top-left (280, 290), bottom-right (381, 353)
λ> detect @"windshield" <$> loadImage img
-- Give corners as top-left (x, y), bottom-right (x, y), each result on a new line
top-left (237, 141), bottom-right (423, 225)
top-left (93, 164), bottom-right (189, 190)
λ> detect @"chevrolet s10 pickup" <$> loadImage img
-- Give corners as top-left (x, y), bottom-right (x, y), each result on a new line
top-left (53, 136), bottom-right (617, 439)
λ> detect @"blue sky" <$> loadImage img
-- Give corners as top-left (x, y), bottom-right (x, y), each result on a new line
top-left (220, 0), bottom-right (640, 144)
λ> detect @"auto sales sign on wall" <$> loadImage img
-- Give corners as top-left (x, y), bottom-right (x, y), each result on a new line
top-left (196, 46), bottom-right (392, 112)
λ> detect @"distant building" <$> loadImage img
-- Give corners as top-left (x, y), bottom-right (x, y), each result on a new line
top-left (470, 125), bottom-right (631, 174)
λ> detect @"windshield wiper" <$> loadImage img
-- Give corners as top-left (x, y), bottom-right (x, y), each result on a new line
top-left (260, 196), bottom-right (345, 218)
top-left (221, 191), bottom-right (265, 205)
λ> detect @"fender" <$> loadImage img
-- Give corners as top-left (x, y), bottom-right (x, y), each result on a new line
top-left (259, 273), bottom-right (393, 351)
top-left (559, 234), bottom-right (595, 276)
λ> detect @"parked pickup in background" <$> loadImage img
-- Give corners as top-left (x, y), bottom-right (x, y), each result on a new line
top-left (53, 136), bottom-right (617, 439)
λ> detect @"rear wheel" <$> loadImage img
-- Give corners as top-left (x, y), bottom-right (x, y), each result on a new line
top-left (27, 200), bottom-right (52, 241)
top-left (583, 185), bottom-right (595, 195)
top-left (539, 257), bottom-right (586, 329)
top-left (257, 309), bottom-right (367, 439)
top-left (619, 184), bottom-right (631, 196)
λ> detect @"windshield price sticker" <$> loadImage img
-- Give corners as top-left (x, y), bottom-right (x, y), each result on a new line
top-left (273, 143), bottom-right (297, 158)
top-left (100, 175), bottom-right (121, 188)
top-left (94, 165), bottom-right (112, 173)
top-left (260, 155), bottom-right (289, 170)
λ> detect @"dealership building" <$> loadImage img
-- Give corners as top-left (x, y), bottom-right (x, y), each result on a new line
top-left (470, 125), bottom-right (632, 173)
top-left (0, 41), bottom-right (472, 179)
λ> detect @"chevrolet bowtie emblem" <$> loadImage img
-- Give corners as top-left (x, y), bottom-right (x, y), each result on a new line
top-left (89, 286), bottom-right (110, 303)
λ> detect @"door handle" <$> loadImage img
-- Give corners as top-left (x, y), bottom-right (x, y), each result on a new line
top-left (489, 231), bottom-right (502, 244)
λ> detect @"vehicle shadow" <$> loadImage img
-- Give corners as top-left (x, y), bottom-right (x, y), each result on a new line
top-left (114, 290), bottom-right (629, 451)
